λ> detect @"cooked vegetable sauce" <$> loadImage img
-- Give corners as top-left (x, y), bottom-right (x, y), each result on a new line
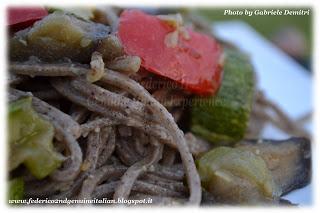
top-left (7, 7), bottom-right (311, 205)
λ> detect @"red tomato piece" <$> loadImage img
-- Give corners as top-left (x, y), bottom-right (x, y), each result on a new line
top-left (118, 9), bottom-right (223, 95)
top-left (8, 7), bottom-right (48, 31)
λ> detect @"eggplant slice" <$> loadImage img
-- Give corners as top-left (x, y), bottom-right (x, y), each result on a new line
top-left (10, 12), bottom-right (110, 63)
top-left (235, 137), bottom-right (311, 195)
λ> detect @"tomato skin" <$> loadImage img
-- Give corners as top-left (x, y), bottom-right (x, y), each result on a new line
top-left (118, 9), bottom-right (223, 95)
top-left (8, 7), bottom-right (48, 31)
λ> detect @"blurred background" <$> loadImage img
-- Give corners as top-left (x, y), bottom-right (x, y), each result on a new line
top-left (198, 7), bottom-right (312, 71)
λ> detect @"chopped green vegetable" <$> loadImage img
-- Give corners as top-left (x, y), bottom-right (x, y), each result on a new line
top-left (191, 47), bottom-right (255, 144)
top-left (10, 11), bottom-right (110, 63)
top-left (8, 97), bottom-right (64, 179)
top-left (197, 147), bottom-right (280, 204)
top-left (8, 177), bottom-right (24, 200)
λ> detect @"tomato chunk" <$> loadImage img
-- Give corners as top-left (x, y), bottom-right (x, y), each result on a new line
top-left (8, 7), bottom-right (48, 31)
top-left (118, 9), bottom-right (223, 95)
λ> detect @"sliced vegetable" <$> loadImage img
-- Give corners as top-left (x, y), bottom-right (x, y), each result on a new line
top-left (10, 11), bottom-right (110, 63)
top-left (9, 97), bottom-right (64, 179)
top-left (48, 7), bottom-right (95, 20)
top-left (191, 47), bottom-right (255, 144)
top-left (8, 177), bottom-right (24, 200)
top-left (8, 7), bottom-right (48, 31)
top-left (118, 9), bottom-right (223, 95)
top-left (235, 137), bottom-right (311, 195)
top-left (197, 147), bottom-right (280, 204)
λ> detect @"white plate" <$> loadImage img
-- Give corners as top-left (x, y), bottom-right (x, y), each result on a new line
top-left (212, 21), bottom-right (312, 205)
